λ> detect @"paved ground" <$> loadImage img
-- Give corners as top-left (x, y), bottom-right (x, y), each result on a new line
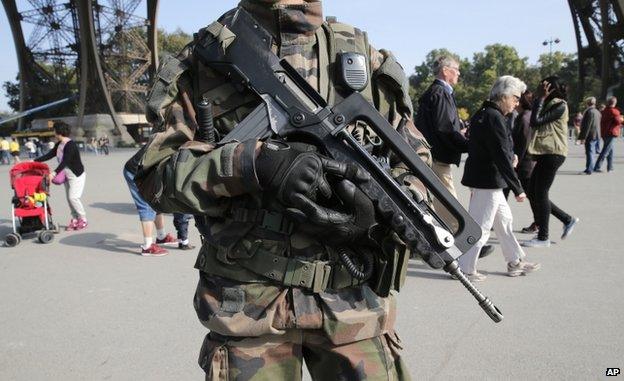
top-left (0, 141), bottom-right (622, 380)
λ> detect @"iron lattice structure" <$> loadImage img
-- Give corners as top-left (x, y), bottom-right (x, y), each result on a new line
top-left (569, 0), bottom-right (624, 97)
top-left (2, 0), bottom-right (159, 130)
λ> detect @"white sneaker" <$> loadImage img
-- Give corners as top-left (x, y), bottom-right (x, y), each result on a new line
top-left (507, 260), bottom-right (541, 277)
top-left (451, 271), bottom-right (487, 282)
top-left (466, 272), bottom-right (487, 282)
top-left (521, 237), bottom-right (551, 248)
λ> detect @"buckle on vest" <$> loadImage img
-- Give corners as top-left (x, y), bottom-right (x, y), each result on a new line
top-left (283, 258), bottom-right (332, 293)
top-left (260, 210), bottom-right (294, 235)
top-left (312, 261), bottom-right (332, 293)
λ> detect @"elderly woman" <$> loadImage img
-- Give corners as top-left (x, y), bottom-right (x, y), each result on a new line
top-left (458, 76), bottom-right (541, 281)
top-left (523, 76), bottom-right (579, 247)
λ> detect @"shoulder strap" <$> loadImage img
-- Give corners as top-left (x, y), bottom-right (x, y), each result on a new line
top-left (146, 54), bottom-right (190, 128)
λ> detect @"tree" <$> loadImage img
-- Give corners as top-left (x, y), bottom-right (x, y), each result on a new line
top-left (409, 44), bottom-right (593, 117)
top-left (159, 28), bottom-right (192, 57)
top-left (2, 79), bottom-right (20, 112)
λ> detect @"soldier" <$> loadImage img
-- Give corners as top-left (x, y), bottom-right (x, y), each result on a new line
top-left (140, 0), bottom-right (431, 379)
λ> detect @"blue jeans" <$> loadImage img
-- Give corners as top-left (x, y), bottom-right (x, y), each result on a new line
top-left (123, 168), bottom-right (157, 221)
top-left (584, 139), bottom-right (599, 173)
top-left (173, 213), bottom-right (192, 241)
top-left (594, 136), bottom-right (615, 171)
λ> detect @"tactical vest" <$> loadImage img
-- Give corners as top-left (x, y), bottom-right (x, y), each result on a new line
top-left (140, 14), bottom-right (418, 295)
top-left (146, 17), bottom-right (412, 135)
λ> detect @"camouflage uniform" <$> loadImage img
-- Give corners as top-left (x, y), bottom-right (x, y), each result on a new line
top-left (141, 1), bottom-right (431, 379)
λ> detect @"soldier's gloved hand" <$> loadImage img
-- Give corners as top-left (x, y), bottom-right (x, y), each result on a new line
top-left (256, 141), bottom-right (334, 207)
top-left (289, 179), bottom-right (377, 245)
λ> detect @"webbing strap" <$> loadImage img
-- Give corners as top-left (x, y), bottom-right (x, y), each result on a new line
top-left (316, 26), bottom-right (330, 102)
top-left (230, 207), bottom-right (294, 235)
top-left (236, 247), bottom-right (332, 293)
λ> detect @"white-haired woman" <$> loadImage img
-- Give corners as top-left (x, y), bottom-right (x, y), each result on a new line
top-left (459, 76), bottom-right (541, 281)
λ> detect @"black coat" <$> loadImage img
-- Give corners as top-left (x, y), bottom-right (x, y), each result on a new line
top-left (416, 79), bottom-right (468, 165)
top-left (512, 109), bottom-right (535, 178)
top-left (462, 101), bottom-right (523, 196)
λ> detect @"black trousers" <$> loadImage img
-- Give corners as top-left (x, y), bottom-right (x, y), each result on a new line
top-left (529, 155), bottom-right (572, 240)
top-left (528, 154), bottom-right (572, 240)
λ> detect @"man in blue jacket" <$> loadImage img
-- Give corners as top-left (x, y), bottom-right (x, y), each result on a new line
top-left (417, 56), bottom-right (493, 257)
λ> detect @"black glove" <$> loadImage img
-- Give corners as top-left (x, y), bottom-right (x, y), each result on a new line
top-left (256, 140), bottom-right (332, 204)
top-left (289, 179), bottom-right (377, 245)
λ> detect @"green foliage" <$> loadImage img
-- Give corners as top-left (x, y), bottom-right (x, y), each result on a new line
top-left (159, 28), bottom-right (192, 57)
top-left (0, 111), bottom-right (18, 131)
top-left (410, 45), bottom-right (602, 118)
top-left (2, 80), bottom-right (20, 112)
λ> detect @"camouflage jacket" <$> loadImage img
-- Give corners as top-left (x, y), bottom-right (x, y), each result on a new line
top-left (140, 0), bottom-right (431, 345)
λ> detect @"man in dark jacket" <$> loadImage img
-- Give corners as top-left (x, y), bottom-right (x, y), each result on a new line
top-left (416, 56), bottom-right (468, 233)
top-left (415, 56), bottom-right (494, 256)
top-left (578, 97), bottom-right (602, 174)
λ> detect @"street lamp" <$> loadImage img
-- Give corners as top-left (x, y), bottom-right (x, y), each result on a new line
top-left (542, 37), bottom-right (561, 56)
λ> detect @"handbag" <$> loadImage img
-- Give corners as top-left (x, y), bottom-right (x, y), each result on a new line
top-left (51, 170), bottom-right (67, 185)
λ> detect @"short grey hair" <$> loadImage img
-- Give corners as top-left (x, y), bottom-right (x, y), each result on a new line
top-left (607, 96), bottom-right (617, 106)
top-left (433, 56), bottom-right (459, 76)
top-left (585, 96), bottom-right (596, 106)
top-left (489, 75), bottom-right (527, 101)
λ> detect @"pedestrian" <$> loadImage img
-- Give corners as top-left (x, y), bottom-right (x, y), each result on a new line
top-left (0, 136), bottom-right (8, 165)
top-left (123, 147), bottom-right (196, 255)
top-left (459, 76), bottom-right (540, 281)
top-left (24, 139), bottom-right (37, 159)
top-left (137, 0), bottom-right (431, 377)
top-left (416, 55), bottom-right (493, 258)
top-left (512, 91), bottom-right (539, 234)
top-left (578, 96), bottom-right (602, 174)
top-left (98, 135), bottom-right (110, 155)
top-left (173, 213), bottom-right (195, 250)
top-left (88, 137), bottom-right (99, 155)
top-left (594, 96), bottom-right (622, 173)
top-left (416, 56), bottom-right (469, 232)
top-left (34, 121), bottom-right (88, 231)
top-left (572, 112), bottom-right (582, 144)
top-left (34, 138), bottom-right (44, 156)
top-left (523, 76), bottom-right (579, 247)
top-left (9, 138), bottom-right (21, 164)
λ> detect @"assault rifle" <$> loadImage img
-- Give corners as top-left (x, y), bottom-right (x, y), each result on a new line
top-left (194, 9), bottom-right (503, 322)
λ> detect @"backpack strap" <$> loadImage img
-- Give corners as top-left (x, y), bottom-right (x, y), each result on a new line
top-left (146, 54), bottom-right (190, 128)
top-left (374, 50), bottom-right (414, 116)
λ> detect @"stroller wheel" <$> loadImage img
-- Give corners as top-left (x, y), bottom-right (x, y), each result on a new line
top-left (5, 233), bottom-right (20, 247)
top-left (38, 230), bottom-right (54, 244)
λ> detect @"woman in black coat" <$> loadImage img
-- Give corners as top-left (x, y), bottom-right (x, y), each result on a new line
top-left (458, 76), bottom-right (540, 281)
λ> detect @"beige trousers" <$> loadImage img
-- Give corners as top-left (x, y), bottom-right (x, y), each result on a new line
top-left (431, 161), bottom-right (459, 232)
top-left (457, 188), bottom-right (525, 274)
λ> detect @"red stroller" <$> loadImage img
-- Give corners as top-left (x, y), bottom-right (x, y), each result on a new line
top-left (5, 162), bottom-right (59, 247)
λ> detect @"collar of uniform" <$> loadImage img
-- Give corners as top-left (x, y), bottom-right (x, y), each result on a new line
top-left (239, 0), bottom-right (323, 46)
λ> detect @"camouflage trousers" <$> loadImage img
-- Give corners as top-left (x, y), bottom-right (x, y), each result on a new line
top-left (199, 329), bottom-right (411, 381)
